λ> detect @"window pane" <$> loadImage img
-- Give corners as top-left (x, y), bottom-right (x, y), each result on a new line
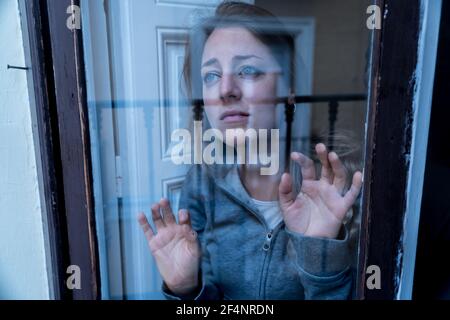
top-left (81, 0), bottom-right (372, 300)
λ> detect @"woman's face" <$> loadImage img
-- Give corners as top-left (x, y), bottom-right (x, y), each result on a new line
top-left (201, 27), bottom-right (282, 137)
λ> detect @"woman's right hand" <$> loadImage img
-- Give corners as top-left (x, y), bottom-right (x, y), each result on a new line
top-left (138, 198), bottom-right (201, 296)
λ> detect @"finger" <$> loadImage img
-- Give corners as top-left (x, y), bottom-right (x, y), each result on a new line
top-left (328, 152), bottom-right (347, 194)
top-left (189, 229), bottom-right (198, 243)
top-left (179, 212), bottom-right (199, 244)
top-left (159, 198), bottom-right (176, 225)
top-left (182, 224), bottom-right (199, 243)
top-left (291, 152), bottom-right (316, 180)
top-left (138, 212), bottom-right (154, 242)
top-left (316, 143), bottom-right (333, 183)
top-left (279, 173), bottom-right (295, 208)
top-left (151, 203), bottom-right (165, 230)
top-left (343, 171), bottom-right (363, 208)
top-left (178, 209), bottom-right (192, 227)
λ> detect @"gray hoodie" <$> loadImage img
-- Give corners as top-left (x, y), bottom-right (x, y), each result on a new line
top-left (162, 163), bottom-right (354, 300)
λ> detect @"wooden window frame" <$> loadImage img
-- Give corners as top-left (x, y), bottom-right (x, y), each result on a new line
top-left (358, 0), bottom-right (441, 300)
top-left (23, 0), bottom-right (99, 300)
top-left (356, 0), bottom-right (421, 299)
top-left (23, 0), bottom-right (434, 300)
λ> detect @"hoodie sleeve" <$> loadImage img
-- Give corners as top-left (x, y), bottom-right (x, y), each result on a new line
top-left (285, 224), bottom-right (354, 300)
top-left (161, 165), bottom-right (223, 300)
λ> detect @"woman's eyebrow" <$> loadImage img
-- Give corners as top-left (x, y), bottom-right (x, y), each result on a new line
top-left (201, 58), bottom-right (219, 68)
top-left (201, 55), bottom-right (263, 68)
top-left (233, 54), bottom-right (263, 62)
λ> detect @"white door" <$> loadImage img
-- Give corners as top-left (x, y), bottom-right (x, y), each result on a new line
top-left (107, 0), bottom-right (208, 300)
top-left (82, 0), bottom-right (312, 300)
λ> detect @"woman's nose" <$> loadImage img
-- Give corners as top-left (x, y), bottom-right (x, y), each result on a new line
top-left (220, 73), bottom-right (242, 103)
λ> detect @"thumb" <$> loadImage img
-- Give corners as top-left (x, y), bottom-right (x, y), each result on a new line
top-left (279, 173), bottom-right (295, 209)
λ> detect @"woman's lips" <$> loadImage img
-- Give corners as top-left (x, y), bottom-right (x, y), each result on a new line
top-left (220, 111), bottom-right (250, 123)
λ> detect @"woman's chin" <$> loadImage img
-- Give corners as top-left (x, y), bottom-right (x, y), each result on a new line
top-left (221, 122), bottom-right (248, 130)
top-left (223, 138), bottom-right (246, 148)
top-left (217, 124), bottom-right (247, 136)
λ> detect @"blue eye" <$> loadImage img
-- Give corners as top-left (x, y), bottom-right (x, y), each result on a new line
top-left (203, 72), bottom-right (221, 85)
top-left (239, 66), bottom-right (263, 79)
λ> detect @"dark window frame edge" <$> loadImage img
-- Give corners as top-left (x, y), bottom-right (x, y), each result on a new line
top-left (23, 0), bottom-right (101, 300)
top-left (357, 0), bottom-right (423, 300)
top-left (19, 0), bottom-right (73, 300)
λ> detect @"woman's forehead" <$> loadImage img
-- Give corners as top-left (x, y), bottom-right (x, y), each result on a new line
top-left (201, 27), bottom-right (274, 63)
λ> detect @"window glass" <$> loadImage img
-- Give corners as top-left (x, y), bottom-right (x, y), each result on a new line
top-left (81, 0), bottom-right (372, 300)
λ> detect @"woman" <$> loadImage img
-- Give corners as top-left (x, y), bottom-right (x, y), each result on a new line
top-left (138, 1), bottom-right (363, 300)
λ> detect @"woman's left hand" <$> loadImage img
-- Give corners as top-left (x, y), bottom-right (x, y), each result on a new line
top-left (278, 143), bottom-right (363, 239)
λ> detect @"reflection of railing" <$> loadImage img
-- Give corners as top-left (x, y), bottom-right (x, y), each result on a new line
top-left (193, 94), bottom-right (367, 172)
top-left (286, 94), bottom-right (367, 171)
top-left (288, 94), bottom-right (367, 152)
top-left (94, 95), bottom-right (366, 171)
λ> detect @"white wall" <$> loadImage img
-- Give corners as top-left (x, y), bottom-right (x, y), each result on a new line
top-left (0, 0), bottom-right (50, 299)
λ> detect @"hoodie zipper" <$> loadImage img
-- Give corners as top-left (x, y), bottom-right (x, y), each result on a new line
top-left (260, 223), bottom-right (283, 299)
top-left (263, 230), bottom-right (273, 251)
top-left (219, 185), bottom-right (283, 250)
top-left (214, 179), bottom-right (284, 299)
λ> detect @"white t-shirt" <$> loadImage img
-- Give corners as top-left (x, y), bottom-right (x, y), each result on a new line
top-left (250, 198), bottom-right (283, 230)
top-left (229, 165), bottom-right (283, 230)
